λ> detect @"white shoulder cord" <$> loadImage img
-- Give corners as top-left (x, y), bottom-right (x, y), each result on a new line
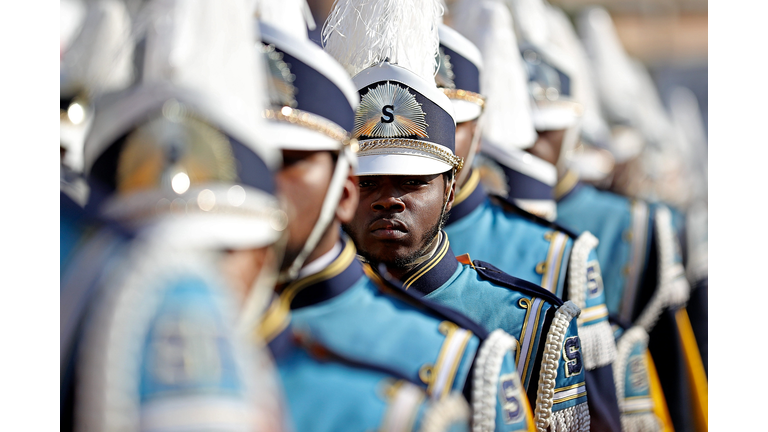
top-left (471, 329), bottom-right (519, 432)
top-left (534, 300), bottom-right (589, 432)
top-left (567, 232), bottom-right (617, 370)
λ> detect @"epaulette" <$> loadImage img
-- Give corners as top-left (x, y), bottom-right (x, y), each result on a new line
top-left (365, 261), bottom-right (491, 339)
top-left (490, 194), bottom-right (579, 239)
top-left (471, 260), bottom-right (564, 306)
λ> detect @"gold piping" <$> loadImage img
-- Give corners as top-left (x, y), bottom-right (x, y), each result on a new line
top-left (402, 237), bottom-right (451, 290)
top-left (357, 138), bottom-right (464, 173)
top-left (454, 169), bottom-right (480, 205)
top-left (264, 107), bottom-right (355, 148)
top-left (441, 88), bottom-right (486, 110)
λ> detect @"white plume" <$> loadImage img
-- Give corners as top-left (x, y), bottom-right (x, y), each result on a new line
top-left (508, 0), bottom-right (551, 47)
top-left (546, 5), bottom-right (611, 148)
top-left (253, 0), bottom-right (315, 39)
top-left (577, 6), bottom-right (640, 126)
top-left (60, 0), bottom-right (134, 97)
top-left (448, 0), bottom-right (536, 149)
top-left (322, 0), bottom-right (444, 80)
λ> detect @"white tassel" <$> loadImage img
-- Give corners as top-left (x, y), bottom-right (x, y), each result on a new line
top-left (549, 403), bottom-right (590, 432)
top-left (578, 321), bottom-right (617, 370)
top-left (322, 0), bottom-right (444, 80)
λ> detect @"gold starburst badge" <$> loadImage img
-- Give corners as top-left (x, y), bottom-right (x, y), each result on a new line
top-left (354, 82), bottom-right (429, 139)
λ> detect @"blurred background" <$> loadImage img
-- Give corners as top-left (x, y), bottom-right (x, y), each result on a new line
top-left (550, 0), bottom-right (708, 134)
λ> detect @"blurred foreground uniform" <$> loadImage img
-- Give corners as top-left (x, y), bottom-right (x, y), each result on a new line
top-left (254, 18), bottom-right (523, 431)
top-left (61, 1), bottom-right (291, 430)
top-left (437, 14), bottom-right (620, 432)
top-left (323, 1), bottom-right (588, 429)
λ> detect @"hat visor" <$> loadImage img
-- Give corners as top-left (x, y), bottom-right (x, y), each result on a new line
top-left (532, 103), bottom-right (582, 131)
top-left (139, 213), bottom-right (284, 251)
top-left (269, 121), bottom-right (342, 151)
top-left (355, 151), bottom-right (453, 176)
top-left (451, 99), bottom-right (483, 124)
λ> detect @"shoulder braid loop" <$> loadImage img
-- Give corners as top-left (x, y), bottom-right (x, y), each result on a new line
top-left (635, 206), bottom-right (691, 333)
top-left (533, 301), bottom-right (588, 432)
top-left (471, 329), bottom-right (519, 432)
top-left (567, 232), bottom-right (599, 311)
top-left (568, 232), bottom-right (617, 370)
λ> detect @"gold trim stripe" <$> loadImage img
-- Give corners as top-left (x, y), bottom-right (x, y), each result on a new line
top-left (554, 170), bottom-right (579, 200)
top-left (676, 308), bottom-right (708, 431)
top-left (427, 322), bottom-right (474, 399)
top-left (517, 298), bottom-right (545, 388)
top-left (576, 304), bottom-right (609, 324)
top-left (264, 107), bottom-right (356, 148)
top-left (403, 237), bottom-right (450, 290)
top-left (541, 231), bottom-right (568, 293)
top-left (256, 240), bottom-right (357, 342)
top-left (553, 382), bottom-right (586, 392)
top-left (454, 169), bottom-right (480, 205)
top-left (441, 88), bottom-right (486, 110)
top-left (357, 138), bottom-right (464, 172)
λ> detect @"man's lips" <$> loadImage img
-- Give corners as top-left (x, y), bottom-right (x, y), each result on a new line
top-left (369, 218), bottom-right (408, 240)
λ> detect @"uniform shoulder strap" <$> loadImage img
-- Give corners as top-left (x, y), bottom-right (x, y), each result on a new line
top-left (365, 261), bottom-right (491, 339)
top-left (472, 260), bottom-right (564, 306)
top-left (491, 194), bottom-right (579, 238)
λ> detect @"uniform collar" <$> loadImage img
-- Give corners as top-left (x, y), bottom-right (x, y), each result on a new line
top-left (554, 170), bottom-right (581, 201)
top-left (256, 238), bottom-right (363, 344)
top-left (398, 230), bottom-right (459, 295)
top-left (447, 169), bottom-right (488, 225)
top-left (282, 238), bottom-right (364, 309)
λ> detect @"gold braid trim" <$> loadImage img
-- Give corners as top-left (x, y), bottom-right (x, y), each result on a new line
top-left (264, 107), bottom-right (357, 150)
top-left (441, 88), bottom-right (486, 110)
top-left (357, 138), bottom-right (464, 173)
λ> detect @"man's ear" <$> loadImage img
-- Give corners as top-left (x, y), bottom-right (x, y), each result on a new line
top-left (336, 172), bottom-right (359, 224)
top-left (444, 175), bottom-right (456, 213)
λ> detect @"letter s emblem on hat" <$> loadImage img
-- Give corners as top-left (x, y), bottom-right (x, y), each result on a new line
top-left (354, 82), bottom-right (429, 139)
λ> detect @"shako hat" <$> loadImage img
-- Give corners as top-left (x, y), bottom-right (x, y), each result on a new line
top-left (83, 0), bottom-right (285, 252)
top-left (258, 20), bottom-right (360, 152)
top-left (323, 0), bottom-right (462, 177)
top-left (436, 24), bottom-right (485, 124)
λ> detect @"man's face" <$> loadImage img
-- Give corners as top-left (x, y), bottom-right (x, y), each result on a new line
top-left (528, 128), bottom-right (566, 166)
top-left (454, 119), bottom-right (478, 161)
top-left (275, 150), bottom-right (335, 271)
top-left (343, 173), bottom-right (453, 270)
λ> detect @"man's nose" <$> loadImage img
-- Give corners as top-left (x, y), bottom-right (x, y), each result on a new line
top-left (371, 193), bottom-right (405, 212)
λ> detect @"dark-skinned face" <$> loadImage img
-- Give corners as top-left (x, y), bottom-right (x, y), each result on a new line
top-left (454, 119), bottom-right (479, 188)
top-left (343, 173), bottom-right (454, 275)
top-left (528, 128), bottom-right (566, 166)
top-left (454, 119), bottom-right (478, 161)
top-left (276, 150), bottom-right (335, 271)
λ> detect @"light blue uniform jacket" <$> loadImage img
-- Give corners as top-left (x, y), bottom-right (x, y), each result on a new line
top-left (259, 239), bottom-right (532, 432)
